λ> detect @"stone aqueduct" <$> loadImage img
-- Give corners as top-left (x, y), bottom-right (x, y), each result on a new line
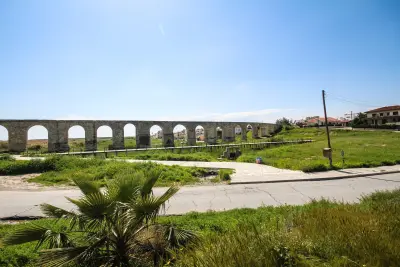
top-left (0, 120), bottom-right (276, 152)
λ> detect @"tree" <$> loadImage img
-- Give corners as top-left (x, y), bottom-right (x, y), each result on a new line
top-left (351, 113), bottom-right (368, 126)
top-left (2, 170), bottom-right (197, 267)
top-left (274, 117), bottom-right (294, 134)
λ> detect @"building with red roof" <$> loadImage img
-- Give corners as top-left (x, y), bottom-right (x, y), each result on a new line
top-left (365, 105), bottom-right (400, 125)
top-left (305, 117), bottom-right (350, 126)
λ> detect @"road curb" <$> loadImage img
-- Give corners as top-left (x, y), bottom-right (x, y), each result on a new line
top-left (230, 170), bottom-right (400, 185)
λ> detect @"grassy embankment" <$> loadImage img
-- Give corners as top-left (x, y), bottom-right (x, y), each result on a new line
top-left (112, 128), bottom-right (400, 172)
top-left (1, 188), bottom-right (399, 266)
top-left (0, 156), bottom-right (232, 187)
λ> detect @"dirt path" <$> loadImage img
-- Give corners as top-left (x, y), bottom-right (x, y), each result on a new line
top-left (0, 173), bottom-right (74, 191)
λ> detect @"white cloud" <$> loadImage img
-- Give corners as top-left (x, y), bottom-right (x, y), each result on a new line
top-left (158, 23), bottom-right (165, 36)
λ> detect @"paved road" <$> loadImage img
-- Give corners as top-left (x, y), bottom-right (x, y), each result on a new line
top-left (1, 173), bottom-right (399, 218)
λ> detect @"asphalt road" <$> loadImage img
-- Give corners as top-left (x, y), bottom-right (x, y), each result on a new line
top-left (1, 173), bottom-right (399, 219)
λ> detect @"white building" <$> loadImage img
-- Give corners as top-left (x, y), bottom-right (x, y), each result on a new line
top-left (366, 105), bottom-right (400, 125)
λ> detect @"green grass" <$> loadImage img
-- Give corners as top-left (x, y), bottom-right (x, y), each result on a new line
top-left (237, 128), bottom-right (400, 172)
top-left (1, 188), bottom-right (400, 266)
top-left (116, 150), bottom-right (220, 162)
top-left (116, 128), bottom-right (400, 172)
top-left (0, 156), bottom-right (225, 187)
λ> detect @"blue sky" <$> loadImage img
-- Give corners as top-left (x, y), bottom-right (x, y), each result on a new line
top-left (0, 0), bottom-right (399, 139)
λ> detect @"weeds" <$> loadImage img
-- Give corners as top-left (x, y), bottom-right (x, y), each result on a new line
top-left (1, 189), bottom-right (400, 266)
top-left (175, 189), bottom-right (400, 267)
top-left (0, 156), bottom-right (225, 187)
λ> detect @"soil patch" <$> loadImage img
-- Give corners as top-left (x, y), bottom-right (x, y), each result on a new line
top-left (0, 173), bottom-right (73, 191)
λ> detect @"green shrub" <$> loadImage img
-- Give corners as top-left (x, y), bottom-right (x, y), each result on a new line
top-left (0, 159), bottom-right (57, 175)
top-left (27, 145), bottom-right (42, 151)
top-left (0, 154), bottom-right (13, 161)
top-left (218, 169), bottom-right (232, 181)
top-left (0, 156), bottom-right (215, 186)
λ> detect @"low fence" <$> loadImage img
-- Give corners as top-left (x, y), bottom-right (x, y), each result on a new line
top-left (54, 140), bottom-right (313, 158)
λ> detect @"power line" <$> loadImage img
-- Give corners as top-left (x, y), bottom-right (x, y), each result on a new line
top-left (325, 92), bottom-right (387, 108)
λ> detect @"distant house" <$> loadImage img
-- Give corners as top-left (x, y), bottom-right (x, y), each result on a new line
top-left (154, 130), bottom-right (162, 139)
top-left (365, 105), bottom-right (400, 126)
top-left (195, 128), bottom-right (204, 137)
top-left (305, 117), bottom-right (349, 127)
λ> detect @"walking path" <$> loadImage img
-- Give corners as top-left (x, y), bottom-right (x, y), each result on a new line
top-left (1, 173), bottom-right (399, 218)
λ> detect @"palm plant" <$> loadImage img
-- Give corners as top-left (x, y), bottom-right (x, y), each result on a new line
top-left (2, 170), bottom-right (197, 267)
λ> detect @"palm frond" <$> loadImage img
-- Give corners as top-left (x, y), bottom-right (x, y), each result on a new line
top-left (107, 173), bottom-right (142, 203)
top-left (2, 224), bottom-right (48, 247)
top-left (40, 203), bottom-right (76, 219)
top-left (141, 169), bottom-right (163, 198)
top-left (127, 186), bottom-right (179, 223)
top-left (66, 192), bottom-right (114, 220)
top-left (38, 246), bottom-right (88, 267)
top-left (38, 236), bottom-right (108, 267)
top-left (165, 225), bottom-right (199, 247)
top-left (39, 231), bottom-right (74, 249)
top-left (2, 223), bottom-right (73, 251)
top-left (72, 178), bottom-right (101, 196)
top-left (157, 186), bottom-right (179, 208)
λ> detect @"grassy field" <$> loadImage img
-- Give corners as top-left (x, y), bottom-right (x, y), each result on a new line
top-left (1, 188), bottom-right (399, 266)
top-left (115, 128), bottom-right (400, 172)
top-left (0, 156), bottom-right (230, 187)
top-left (237, 128), bottom-right (400, 171)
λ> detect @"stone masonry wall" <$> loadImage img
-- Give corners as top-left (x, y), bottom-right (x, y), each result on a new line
top-left (0, 120), bottom-right (276, 152)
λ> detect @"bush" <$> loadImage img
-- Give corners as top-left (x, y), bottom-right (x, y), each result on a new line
top-left (218, 169), bottom-right (232, 181)
top-left (0, 158), bottom-right (58, 175)
top-left (27, 145), bottom-right (42, 151)
top-left (0, 154), bottom-right (13, 161)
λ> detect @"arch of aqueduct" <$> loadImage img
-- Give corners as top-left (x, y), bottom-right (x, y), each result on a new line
top-left (0, 120), bottom-right (276, 152)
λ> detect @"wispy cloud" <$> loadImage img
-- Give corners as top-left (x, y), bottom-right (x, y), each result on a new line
top-left (158, 23), bottom-right (165, 36)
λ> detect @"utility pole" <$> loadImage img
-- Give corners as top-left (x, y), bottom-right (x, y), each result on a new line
top-left (344, 111), bottom-right (353, 120)
top-left (322, 90), bottom-right (331, 148)
top-left (322, 90), bottom-right (333, 167)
